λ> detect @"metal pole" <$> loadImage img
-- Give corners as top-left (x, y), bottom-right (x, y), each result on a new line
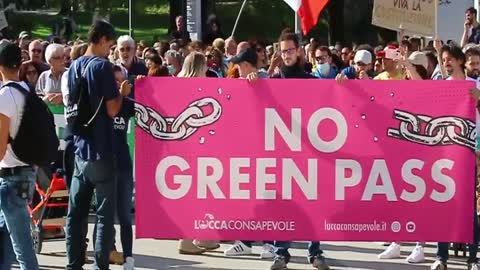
top-left (295, 12), bottom-right (302, 43)
top-left (231, 0), bottom-right (248, 38)
top-left (434, 0), bottom-right (438, 38)
top-left (129, 0), bottom-right (132, 36)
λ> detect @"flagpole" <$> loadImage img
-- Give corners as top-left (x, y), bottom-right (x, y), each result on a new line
top-left (295, 12), bottom-right (302, 43)
top-left (128, 0), bottom-right (132, 36)
top-left (231, 0), bottom-right (248, 38)
top-left (434, 0), bottom-right (438, 38)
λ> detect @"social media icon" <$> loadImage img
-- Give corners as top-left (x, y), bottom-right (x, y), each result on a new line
top-left (391, 221), bottom-right (401, 233)
top-left (406, 221), bottom-right (416, 233)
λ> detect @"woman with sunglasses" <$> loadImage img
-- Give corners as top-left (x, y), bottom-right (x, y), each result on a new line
top-left (19, 62), bottom-right (39, 90)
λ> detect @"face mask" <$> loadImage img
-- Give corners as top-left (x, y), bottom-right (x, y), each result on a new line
top-left (167, 65), bottom-right (176, 75)
top-left (317, 63), bottom-right (330, 76)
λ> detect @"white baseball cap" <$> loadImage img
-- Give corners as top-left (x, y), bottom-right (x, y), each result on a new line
top-left (408, 51), bottom-right (428, 70)
top-left (354, 50), bottom-right (372, 65)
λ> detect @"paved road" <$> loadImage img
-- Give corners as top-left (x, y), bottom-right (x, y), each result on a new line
top-left (15, 225), bottom-right (475, 270)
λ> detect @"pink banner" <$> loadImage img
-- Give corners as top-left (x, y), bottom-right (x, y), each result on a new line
top-left (134, 78), bottom-right (476, 242)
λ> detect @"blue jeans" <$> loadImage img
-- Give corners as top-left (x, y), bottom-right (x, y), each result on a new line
top-left (0, 212), bottom-right (14, 270)
top-left (66, 156), bottom-right (116, 270)
top-left (116, 164), bottom-right (134, 258)
top-left (274, 241), bottom-right (322, 264)
top-left (0, 168), bottom-right (39, 270)
top-left (92, 161), bottom-right (134, 260)
top-left (437, 212), bottom-right (479, 264)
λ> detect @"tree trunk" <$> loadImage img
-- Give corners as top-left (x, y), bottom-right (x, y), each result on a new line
top-left (328, 0), bottom-right (344, 45)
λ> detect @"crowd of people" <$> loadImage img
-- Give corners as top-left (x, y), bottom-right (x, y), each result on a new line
top-left (0, 5), bottom-right (480, 270)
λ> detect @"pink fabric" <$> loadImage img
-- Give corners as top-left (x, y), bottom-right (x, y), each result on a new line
top-left (135, 78), bottom-right (475, 242)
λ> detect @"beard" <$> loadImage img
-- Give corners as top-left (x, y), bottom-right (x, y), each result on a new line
top-left (468, 69), bottom-right (480, 79)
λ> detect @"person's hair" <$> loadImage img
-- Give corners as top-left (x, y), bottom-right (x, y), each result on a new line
top-left (401, 40), bottom-right (413, 51)
top-left (117, 35), bottom-right (135, 48)
top-left (178, 52), bottom-right (206, 78)
top-left (112, 65), bottom-right (123, 73)
top-left (165, 50), bottom-right (183, 65)
top-left (279, 32), bottom-right (299, 48)
top-left (146, 53), bottom-right (162, 66)
top-left (176, 15), bottom-right (184, 21)
top-left (316, 46), bottom-right (332, 57)
top-left (71, 43), bottom-right (88, 60)
top-left (148, 65), bottom-right (169, 77)
top-left (466, 7), bottom-right (477, 16)
top-left (206, 47), bottom-right (224, 65)
top-left (212, 38), bottom-right (225, 53)
top-left (87, 20), bottom-right (116, 44)
top-left (190, 40), bottom-right (207, 52)
top-left (425, 51), bottom-right (438, 69)
top-left (19, 61), bottom-right (38, 84)
top-left (441, 44), bottom-right (466, 69)
top-left (413, 65), bottom-right (428, 80)
top-left (143, 47), bottom-right (157, 59)
top-left (465, 47), bottom-right (480, 60)
top-left (331, 54), bottom-right (345, 69)
top-left (45, 43), bottom-right (64, 65)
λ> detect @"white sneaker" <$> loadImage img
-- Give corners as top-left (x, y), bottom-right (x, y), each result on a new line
top-left (123, 257), bottom-right (134, 270)
top-left (406, 246), bottom-right (425, 263)
top-left (260, 243), bottom-right (275, 259)
top-left (378, 242), bottom-right (401, 259)
top-left (224, 241), bottom-right (252, 256)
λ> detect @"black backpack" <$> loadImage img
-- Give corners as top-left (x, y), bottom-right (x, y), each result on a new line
top-left (65, 57), bottom-right (103, 137)
top-left (5, 82), bottom-right (59, 166)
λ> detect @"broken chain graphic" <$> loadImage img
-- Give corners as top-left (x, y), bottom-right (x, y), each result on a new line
top-left (134, 97), bottom-right (222, 140)
top-left (387, 110), bottom-right (476, 150)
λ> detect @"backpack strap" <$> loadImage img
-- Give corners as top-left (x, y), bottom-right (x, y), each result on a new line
top-left (74, 56), bottom-right (99, 80)
top-left (1, 82), bottom-right (30, 144)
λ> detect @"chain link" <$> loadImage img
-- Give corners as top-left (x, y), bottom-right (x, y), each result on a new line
top-left (134, 97), bottom-right (222, 141)
top-left (387, 110), bottom-right (476, 150)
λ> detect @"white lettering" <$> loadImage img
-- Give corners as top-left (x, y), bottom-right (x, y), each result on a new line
top-left (431, 159), bottom-right (456, 202)
top-left (361, 160), bottom-right (397, 201)
top-left (282, 159), bottom-right (317, 200)
top-left (256, 158), bottom-right (277, 199)
top-left (155, 156), bottom-right (191, 199)
top-left (307, 108), bottom-right (348, 153)
top-left (265, 108), bottom-right (301, 151)
top-left (197, 158), bottom-right (226, 199)
top-left (335, 159), bottom-right (362, 200)
top-left (400, 159), bottom-right (426, 202)
top-left (230, 158), bottom-right (250, 199)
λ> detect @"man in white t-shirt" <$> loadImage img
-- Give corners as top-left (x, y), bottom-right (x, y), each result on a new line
top-left (0, 40), bottom-right (39, 269)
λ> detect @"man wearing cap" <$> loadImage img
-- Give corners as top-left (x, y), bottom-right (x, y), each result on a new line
top-left (0, 41), bottom-right (39, 270)
top-left (338, 50), bottom-right (373, 80)
top-left (374, 46), bottom-right (406, 80)
top-left (17, 31), bottom-right (30, 50)
top-left (231, 48), bottom-right (269, 80)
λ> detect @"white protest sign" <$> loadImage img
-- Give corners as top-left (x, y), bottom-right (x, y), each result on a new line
top-left (372, 0), bottom-right (436, 36)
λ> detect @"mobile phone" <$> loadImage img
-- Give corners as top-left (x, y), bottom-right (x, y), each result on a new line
top-left (273, 42), bottom-right (280, 52)
top-left (385, 47), bottom-right (401, 60)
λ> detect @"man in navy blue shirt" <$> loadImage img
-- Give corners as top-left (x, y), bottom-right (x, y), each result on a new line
top-left (65, 20), bottom-right (131, 270)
